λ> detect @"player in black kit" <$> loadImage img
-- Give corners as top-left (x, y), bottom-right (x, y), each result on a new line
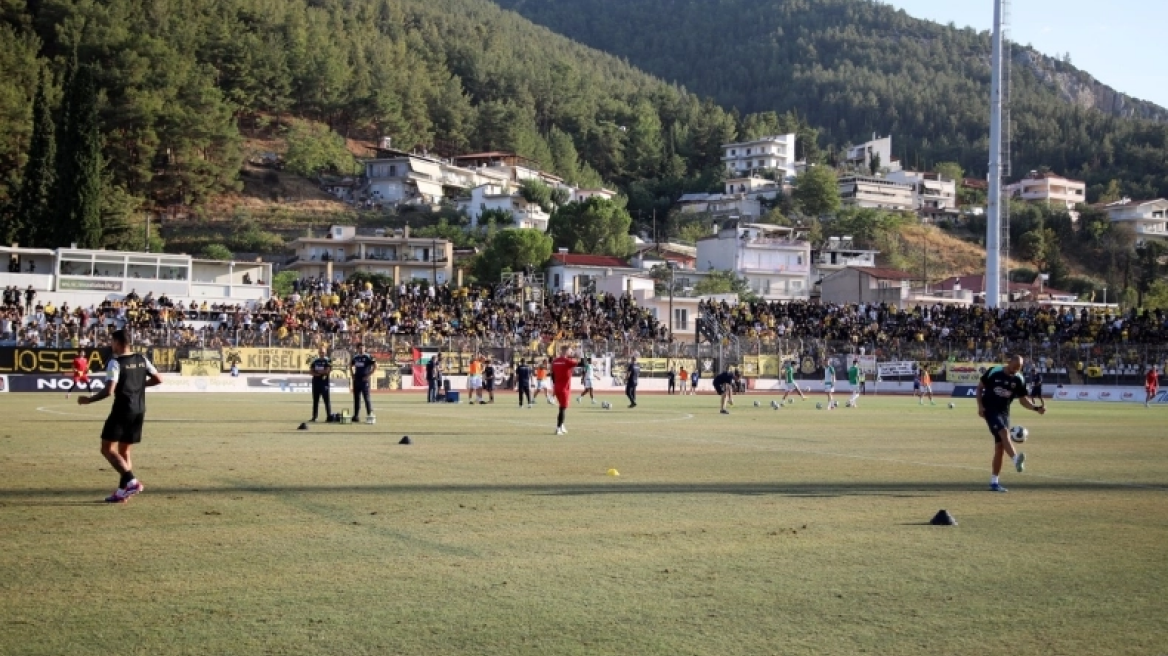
top-left (349, 342), bottom-right (377, 423)
top-left (309, 345), bottom-right (332, 421)
top-left (79, 329), bottom-right (162, 503)
top-left (515, 359), bottom-right (533, 407)
top-left (977, 355), bottom-right (1045, 493)
top-left (625, 357), bottom-right (640, 408)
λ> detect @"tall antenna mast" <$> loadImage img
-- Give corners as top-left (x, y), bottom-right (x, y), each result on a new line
top-left (986, 0), bottom-right (1010, 308)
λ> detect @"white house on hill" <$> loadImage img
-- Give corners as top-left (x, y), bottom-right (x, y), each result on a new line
top-left (696, 221), bottom-right (811, 301)
top-left (1097, 198), bottom-right (1168, 244)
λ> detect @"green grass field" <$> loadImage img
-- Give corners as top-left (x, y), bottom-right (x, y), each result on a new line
top-left (1, 391), bottom-right (1165, 656)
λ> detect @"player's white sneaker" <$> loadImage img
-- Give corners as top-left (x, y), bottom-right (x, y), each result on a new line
top-left (123, 479), bottom-right (144, 498)
top-left (1015, 452), bottom-right (1026, 473)
top-left (555, 426), bottom-right (565, 435)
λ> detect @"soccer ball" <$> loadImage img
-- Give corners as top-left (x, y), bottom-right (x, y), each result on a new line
top-left (753, 400), bottom-right (761, 407)
top-left (845, 401), bottom-right (854, 408)
top-left (770, 400), bottom-right (779, 409)
top-left (1010, 426), bottom-right (1029, 443)
top-left (601, 401), bottom-right (612, 410)
top-left (815, 402), bottom-right (823, 410)
top-left (948, 402), bottom-right (955, 409)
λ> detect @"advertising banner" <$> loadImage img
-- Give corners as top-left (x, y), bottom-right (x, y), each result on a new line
top-left (6, 374), bottom-right (108, 393)
top-left (180, 360), bottom-right (221, 377)
top-left (245, 376), bottom-right (351, 391)
top-left (951, 385), bottom-right (979, 398)
top-left (857, 355), bottom-right (877, 376)
top-left (0, 375), bottom-right (6, 392)
top-left (946, 362), bottom-right (997, 384)
top-left (0, 347), bottom-right (113, 374)
top-left (877, 361), bottom-right (916, 378)
top-left (220, 347), bottom-right (317, 372)
top-left (59, 279), bottom-right (124, 292)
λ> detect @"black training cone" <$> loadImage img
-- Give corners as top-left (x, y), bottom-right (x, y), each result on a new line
top-left (297, 422), bottom-right (308, 431)
top-left (930, 509), bottom-right (957, 526)
top-left (399, 436), bottom-right (412, 445)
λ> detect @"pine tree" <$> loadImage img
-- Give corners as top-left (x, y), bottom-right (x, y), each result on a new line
top-left (52, 63), bottom-right (104, 248)
top-left (11, 71), bottom-right (54, 247)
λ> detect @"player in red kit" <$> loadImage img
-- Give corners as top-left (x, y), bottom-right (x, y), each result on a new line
top-left (1146, 365), bottom-right (1159, 408)
top-left (551, 346), bottom-right (578, 435)
top-left (66, 349), bottom-right (91, 400)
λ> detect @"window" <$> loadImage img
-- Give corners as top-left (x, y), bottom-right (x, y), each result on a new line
top-left (792, 280), bottom-right (803, 290)
top-left (730, 149), bottom-right (736, 156)
top-left (554, 273), bottom-right (561, 288)
top-left (673, 308), bottom-right (689, 330)
top-left (746, 148), bottom-right (752, 155)
top-left (389, 165), bottom-right (397, 176)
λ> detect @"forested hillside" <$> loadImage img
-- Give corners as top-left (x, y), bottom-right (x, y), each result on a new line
top-left (494, 0), bottom-right (1168, 201)
top-left (1, 0), bottom-right (814, 246)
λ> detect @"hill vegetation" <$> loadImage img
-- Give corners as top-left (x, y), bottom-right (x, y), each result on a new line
top-left (494, 0), bottom-right (1168, 201)
top-left (0, 0), bottom-right (819, 247)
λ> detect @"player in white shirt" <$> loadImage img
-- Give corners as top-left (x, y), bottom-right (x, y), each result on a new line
top-left (823, 362), bottom-right (838, 410)
top-left (576, 357), bottom-right (596, 405)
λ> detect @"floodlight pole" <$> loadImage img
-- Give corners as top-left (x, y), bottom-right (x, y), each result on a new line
top-left (985, 0), bottom-right (1006, 309)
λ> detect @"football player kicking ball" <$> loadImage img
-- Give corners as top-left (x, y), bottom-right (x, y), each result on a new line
top-left (977, 355), bottom-right (1045, 493)
top-left (551, 347), bottom-right (577, 435)
top-left (66, 349), bottom-right (91, 400)
top-left (78, 330), bottom-right (162, 503)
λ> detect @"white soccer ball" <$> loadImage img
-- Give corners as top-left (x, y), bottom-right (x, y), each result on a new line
top-left (948, 402), bottom-right (955, 409)
top-left (601, 401), bottom-right (611, 410)
top-left (1010, 426), bottom-right (1029, 443)
top-left (770, 400), bottom-right (779, 409)
top-left (815, 402), bottom-right (823, 410)
top-left (753, 400), bottom-right (761, 407)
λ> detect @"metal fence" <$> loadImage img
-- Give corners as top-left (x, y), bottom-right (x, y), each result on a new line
top-left (7, 322), bottom-right (1166, 386)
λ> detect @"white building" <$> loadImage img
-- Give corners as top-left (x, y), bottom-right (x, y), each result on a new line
top-left (286, 225), bottom-right (452, 285)
top-left (838, 175), bottom-right (915, 212)
top-left (845, 135), bottom-right (901, 174)
top-left (722, 134), bottom-right (797, 180)
top-left (696, 221), bottom-right (811, 300)
top-left (0, 245), bottom-right (271, 306)
top-left (1005, 170), bottom-right (1087, 214)
top-left (451, 152), bottom-right (585, 231)
top-left (884, 170), bottom-right (959, 222)
top-left (1098, 198), bottom-right (1168, 244)
top-left (676, 193), bottom-right (763, 219)
top-left (811, 236), bottom-right (879, 287)
top-left (363, 149), bottom-right (499, 207)
top-left (544, 252), bottom-right (642, 295)
top-left (462, 184), bottom-right (552, 231)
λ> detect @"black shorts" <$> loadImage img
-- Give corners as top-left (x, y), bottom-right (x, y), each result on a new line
top-left (1031, 386), bottom-right (1043, 399)
top-left (484, 380), bottom-right (495, 391)
top-left (984, 412), bottom-right (1010, 443)
top-left (714, 383), bottom-right (727, 395)
top-left (101, 413), bottom-right (145, 444)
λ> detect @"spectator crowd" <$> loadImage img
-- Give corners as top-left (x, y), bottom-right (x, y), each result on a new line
top-left (2, 278), bottom-right (1167, 373)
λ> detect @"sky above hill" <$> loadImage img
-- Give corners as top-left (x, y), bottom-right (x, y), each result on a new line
top-left (882, 0), bottom-right (1168, 110)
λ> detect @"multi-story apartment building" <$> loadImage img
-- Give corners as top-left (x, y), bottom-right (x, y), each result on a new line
top-left (287, 225), bottom-right (453, 285)
top-left (837, 175), bottom-right (915, 212)
top-left (721, 134), bottom-right (797, 180)
top-left (1005, 170), bottom-right (1087, 213)
top-left (845, 135), bottom-right (901, 173)
top-left (1098, 198), bottom-right (1168, 244)
top-left (885, 170), bottom-right (959, 221)
top-left (696, 221), bottom-right (811, 300)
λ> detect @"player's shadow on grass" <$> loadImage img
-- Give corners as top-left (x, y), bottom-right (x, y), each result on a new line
top-left (3, 480), bottom-right (1164, 504)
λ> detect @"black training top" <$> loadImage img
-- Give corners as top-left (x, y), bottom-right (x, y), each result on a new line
top-left (980, 366), bottom-right (1028, 415)
top-left (107, 353), bottom-right (156, 417)
top-left (713, 372), bottom-right (734, 388)
top-left (351, 354), bottom-right (376, 382)
top-left (310, 357), bottom-right (331, 379)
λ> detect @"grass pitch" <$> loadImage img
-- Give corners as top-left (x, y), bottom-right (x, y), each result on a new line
top-left (0, 391), bottom-right (1165, 656)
